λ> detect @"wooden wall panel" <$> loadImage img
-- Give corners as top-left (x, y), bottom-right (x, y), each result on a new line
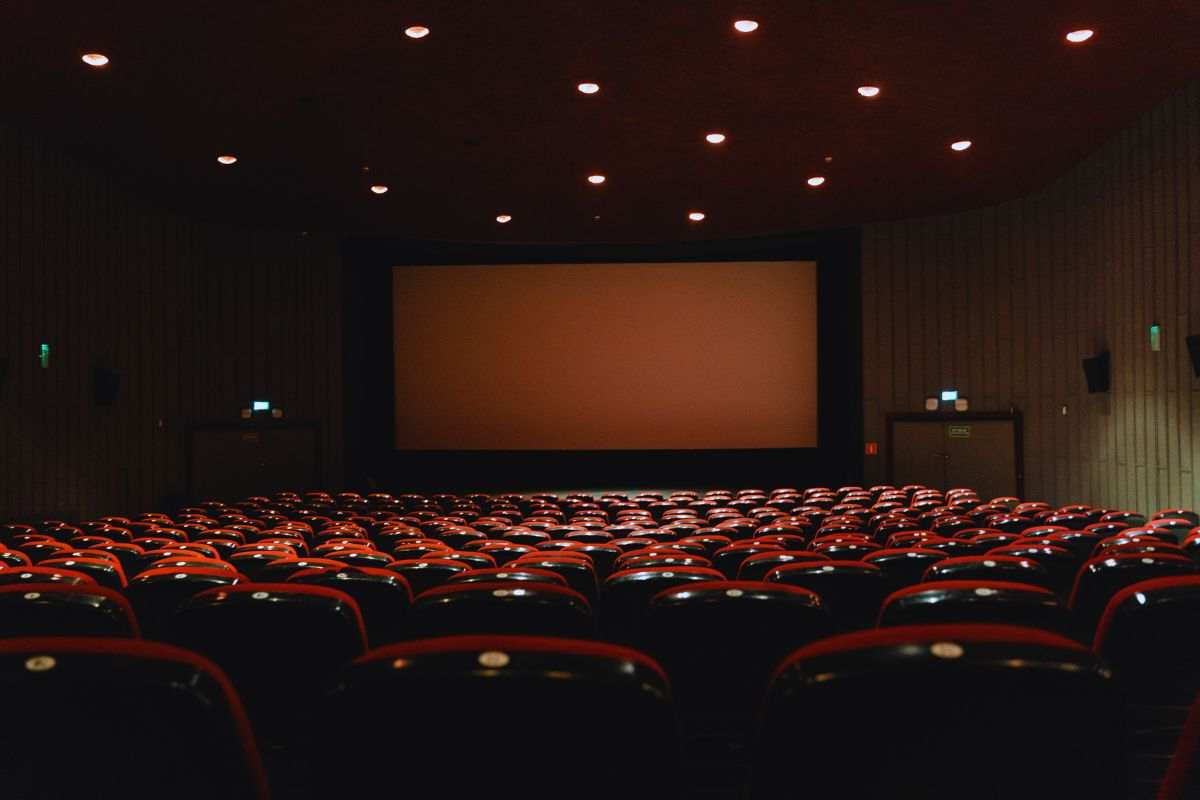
top-left (0, 121), bottom-right (343, 520)
top-left (863, 80), bottom-right (1200, 513)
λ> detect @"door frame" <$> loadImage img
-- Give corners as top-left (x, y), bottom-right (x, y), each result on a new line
top-left (885, 411), bottom-right (1024, 497)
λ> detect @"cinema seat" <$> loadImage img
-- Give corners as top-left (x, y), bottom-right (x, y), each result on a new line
top-left (764, 561), bottom-right (887, 630)
top-left (385, 557), bottom-right (470, 594)
top-left (36, 556), bottom-right (127, 590)
top-left (124, 567), bottom-right (244, 640)
top-left (0, 637), bottom-right (268, 800)
top-left (0, 566), bottom-right (95, 587)
top-left (601, 566), bottom-right (724, 639)
top-left (444, 566), bottom-right (569, 588)
top-left (922, 554), bottom-right (1055, 590)
top-left (644, 581), bottom-right (831, 711)
top-left (750, 624), bottom-right (1124, 800)
top-left (642, 579), bottom-right (831, 794)
top-left (506, 555), bottom-right (599, 600)
top-left (411, 581), bottom-right (594, 638)
top-left (314, 636), bottom-right (677, 800)
top-left (0, 583), bottom-right (139, 637)
top-left (736, 550), bottom-right (830, 581)
top-left (169, 583), bottom-right (367, 736)
top-left (986, 543), bottom-right (1080, 596)
top-left (1094, 576), bottom-right (1200, 800)
top-left (1160, 693), bottom-right (1200, 800)
top-left (862, 547), bottom-right (947, 591)
top-left (1069, 553), bottom-right (1199, 638)
top-left (287, 566), bottom-right (412, 646)
top-left (878, 580), bottom-right (1069, 633)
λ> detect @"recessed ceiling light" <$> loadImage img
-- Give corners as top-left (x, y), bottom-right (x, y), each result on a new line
top-left (733, 20), bottom-right (759, 33)
top-left (950, 140), bottom-right (972, 151)
top-left (216, 154), bottom-right (238, 165)
top-left (496, 214), bottom-right (512, 224)
top-left (405, 26), bottom-right (430, 39)
top-left (857, 85), bottom-right (881, 98)
top-left (824, 155), bottom-right (834, 163)
top-left (81, 53), bottom-right (109, 67)
top-left (705, 132), bottom-right (727, 144)
top-left (577, 82), bottom-right (600, 95)
top-left (1065, 29), bottom-right (1094, 43)
top-left (688, 212), bottom-right (706, 222)
top-left (587, 174), bottom-right (606, 185)
top-left (807, 176), bottom-right (826, 187)
top-left (370, 184), bottom-right (389, 194)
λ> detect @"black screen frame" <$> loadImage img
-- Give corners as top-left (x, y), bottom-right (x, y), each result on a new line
top-left (341, 229), bottom-right (862, 492)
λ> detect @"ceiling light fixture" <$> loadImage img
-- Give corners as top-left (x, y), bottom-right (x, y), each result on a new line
top-left (496, 214), bottom-right (512, 223)
top-left (81, 53), bottom-right (109, 67)
top-left (577, 82), bottom-right (600, 95)
top-left (1065, 29), bottom-right (1094, 43)
top-left (587, 174), bottom-right (606, 184)
top-left (688, 212), bottom-right (706, 221)
top-left (705, 132), bottom-right (727, 144)
top-left (405, 26), bottom-right (430, 39)
top-left (950, 140), bottom-right (972, 151)
top-left (857, 85), bottom-right (881, 98)
top-left (733, 20), bottom-right (759, 33)
top-left (216, 154), bottom-right (238, 165)
top-left (807, 176), bottom-right (826, 187)
top-left (370, 184), bottom-right (389, 194)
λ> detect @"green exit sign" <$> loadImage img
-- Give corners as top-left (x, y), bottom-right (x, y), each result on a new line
top-left (948, 425), bottom-right (972, 439)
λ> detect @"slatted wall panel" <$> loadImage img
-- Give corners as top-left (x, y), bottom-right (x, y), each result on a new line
top-left (0, 121), bottom-right (344, 521)
top-left (863, 81), bottom-right (1199, 513)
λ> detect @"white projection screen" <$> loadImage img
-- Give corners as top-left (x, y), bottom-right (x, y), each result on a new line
top-left (392, 261), bottom-right (818, 450)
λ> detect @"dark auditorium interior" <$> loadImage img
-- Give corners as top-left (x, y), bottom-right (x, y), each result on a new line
top-left (2, 2), bottom-right (1200, 798)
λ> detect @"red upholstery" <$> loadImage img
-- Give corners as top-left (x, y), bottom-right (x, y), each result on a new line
top-left (884, 579), bottom-right (1056, 604)
top-left (358, 634), bottom-right (668, 681)
top-left (650, 579), bottom-right (821, 604)
top-left (1093, 575), bottom-right (1200, 651)
top-left (773, 623), bottom-right (1087, 680)
top-left (416, 580), bottom-right (590, 607)
top-left (190, 582), bottom-right (368, 649)
top-left (1159, 690), bottom-right (1200, 800)
top-left (0, 583), bottom-right (141, 636)
top-left (0, 636), bottom-right (269, 800)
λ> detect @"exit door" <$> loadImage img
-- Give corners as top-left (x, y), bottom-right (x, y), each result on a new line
top-left (887, 413), bottom-right (1023, 500)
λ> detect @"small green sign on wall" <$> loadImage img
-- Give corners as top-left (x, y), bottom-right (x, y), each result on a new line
top-left (947, 425), bottom-right (972, 439)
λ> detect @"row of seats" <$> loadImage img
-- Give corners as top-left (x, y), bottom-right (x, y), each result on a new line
top-left (4, 484), bottom-right (1200, 799)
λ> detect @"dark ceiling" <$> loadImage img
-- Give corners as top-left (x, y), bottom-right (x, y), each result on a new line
top-left (5, 1), bottom-right (1199, 242)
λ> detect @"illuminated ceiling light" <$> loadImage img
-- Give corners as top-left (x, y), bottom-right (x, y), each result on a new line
top-left (405, 26), bottom-right (430, 39)
top-left (370, 184), bottom-right (389, 194)
top-left (577, 82), bottom-right (600, 95)
top-left (824, 155), bottom-right (834, 163)
top-left (81, 53), bottom-right (110, 67)
top-left (216, 154), bottom-right (238, 165)
top-left (587, 174), bottom-right (606, 184)
top-left (950, 140), bottom-right (973, 151)
top-left (705, 132), bottom-right (727, 144)
top-left (857, 85), bottom-right (881, 98)
top-left (688, 211), bottom-right (706, 221)
top-left (1065, 29), bottom-right (1094, 43)
top-left (807, 176), bottom-right (826, 187)
top-left (496, 214), bottom-right (512, 223)
top-left (733, 19), bottom-right (759, 33)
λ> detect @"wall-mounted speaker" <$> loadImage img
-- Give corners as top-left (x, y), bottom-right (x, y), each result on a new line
top-left (93, 367), bottom-right (122, 406)
top-left (1187, 335), bottom-right (1200, 378)
top-left (1082, 351), bottom-right (1111, 394)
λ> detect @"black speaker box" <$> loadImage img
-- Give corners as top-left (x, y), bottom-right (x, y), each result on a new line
top-left (1187, 335), bottom-right (1200, 378)
top-left (0, 357), bottom-right (9, 394)
top-left (1082, 352), bottom-right (1111, 394)
top-left (94, 367), bottom-right (122, 406)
